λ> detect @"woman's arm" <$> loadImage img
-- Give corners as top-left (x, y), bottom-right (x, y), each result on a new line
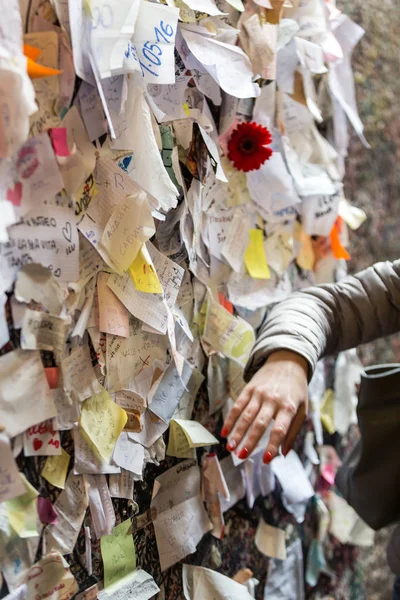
top-left (222, 259), bottom-right (400, 462)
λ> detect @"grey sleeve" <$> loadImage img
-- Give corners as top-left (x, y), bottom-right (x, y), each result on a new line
top-left (245, 260), bottom-right (400, 381)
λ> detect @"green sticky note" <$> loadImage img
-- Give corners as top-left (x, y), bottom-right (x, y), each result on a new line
top-left (100, 519), bottom-right (136, 588)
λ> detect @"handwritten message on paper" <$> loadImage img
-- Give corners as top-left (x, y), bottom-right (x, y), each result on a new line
top-left (100, 192), bottom-right (155, 273)
top-left (44, 472), bottom-right (89, 555)
top-left (100, 519), bottom-right (136, 588)
top-left (24, 419), bottom-right (61, 456)
top-left (0, 433), bottom-right (25, 503)
top-left (151, 460), bottom-right (212, 571)
top-left (113, 433), bottom-right (145, 475)
top-left (97, 569), bottom-right (160, 600)
top-left (23, 552), bottom-right (79, 600)
top-left (97, 272), bottom-right (130, 337)
top-left (148, 361), bottom-right (193, 424)
top-left (80, 387), bottom-right (127, 461)
top-left (123, 2), bottom-right (179, 84)
top-left (109, 469), bottom-right (135, 500)
top-left (62, 344), bottom-right (102, 403)
top-left (203, 300), bottom-right (255, 368)
top-left (2, 206), bottom-right (79, 282)
top-left (0, 349), bottom-right (57, 438)
top-left (42, 448), bottom-right (71, 489)
top-left (73, 428), bottom-right (121, 475)
top-left (20, 309), bottom-right (68, 354)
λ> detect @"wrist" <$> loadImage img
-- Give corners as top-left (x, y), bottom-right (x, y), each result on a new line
top-left (266, 349), bottom-right (309, 375)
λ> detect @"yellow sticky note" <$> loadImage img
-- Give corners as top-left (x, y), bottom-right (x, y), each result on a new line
top-left (166, 420), bottom-right (196, 459)
top-left (244, 229), bottom-right (271, 279)
top-left (128, 244), bottom-right (163, 294)
top-left (167, 419), bottom-right (219, 458)
top-left (80, 387), bottom-right (127, 462)
top-left (6, 474), bottom-right (39, 537)
top-left (42, 449), bottom-right (71, 489)
top-left (100, 519), bottom-right (136, 588)
top-left (320, 388), bottom-right (335, 435)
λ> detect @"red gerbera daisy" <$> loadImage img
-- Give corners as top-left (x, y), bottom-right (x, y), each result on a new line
top-left (227, 122), bottom-right (273, 172)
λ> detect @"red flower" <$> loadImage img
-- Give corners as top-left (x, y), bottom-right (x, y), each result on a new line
top-left (227, 122), bottom-right (273, 172)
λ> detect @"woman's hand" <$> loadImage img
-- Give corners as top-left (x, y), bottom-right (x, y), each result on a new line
top-left (221, 350), bottom-right (309, 463)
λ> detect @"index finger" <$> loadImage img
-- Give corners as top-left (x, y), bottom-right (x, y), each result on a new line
top-left (221, 385), bottom-right (253, 438)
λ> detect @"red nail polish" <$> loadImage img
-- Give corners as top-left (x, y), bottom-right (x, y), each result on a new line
top-left (263, 451), bottom-right (273, 464)
top-left (238, 447), bottom-right (249, 460)
top-left (221, 427), bottom-right (228, 438)
top-left (226, 440), bottom-right (237, 452)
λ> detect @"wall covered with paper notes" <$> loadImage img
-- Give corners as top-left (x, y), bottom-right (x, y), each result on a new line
top-left (0, 0), bottom-right (371, 598)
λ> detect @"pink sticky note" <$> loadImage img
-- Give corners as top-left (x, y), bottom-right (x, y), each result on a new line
top-left (45, 367), bottom-right (59, 390)
top-left (49, 128), bottom-right (70, 157)
top-left (6, 182), bottom-right (23, 206)
top-left (38, 496), bottom-right (59, 525)
top-left (321, 463), bottom-right (335, 486)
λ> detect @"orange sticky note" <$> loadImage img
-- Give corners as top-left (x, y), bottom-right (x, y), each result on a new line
top-left (23, 44), bottom-right (41, 61)
top-left (26, 56), bottom-right (62, 79)
top-left (330, 222), bottom-right (350, 260)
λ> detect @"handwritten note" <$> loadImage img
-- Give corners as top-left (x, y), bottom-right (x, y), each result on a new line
top-left (123, 1), bottom-right (179, 84)
top-left (100, 191), bottom-right (155, 273)
top-left (80, 387), bottom-right (127, 461)
top-left (22, 552), bottom-right (78, 600)
top-left (100, 518), bottom-right (136, 588)
top-left (20, 309), bottom-right (68, 354)
top-left (203, 299), bottom-right (255, 368)
top-left (112, 433), bottom-right (145, 476)
top-left (128, 244), bottom-right (163, 294)
top-left (167, 419), bottom-right (218, 459)
top-left (44, 472), bottom-right (89, 555)
top-left (108, 243), bottom-right (183, 334)
top-left (62, 344), bottom-right (102, 403)
top-left (109, 469), bottom-right (135, 500)
top-left (97, 569), bottom-right (159, 600)
top-left (90, 0), bottom-right (140, 78)
top-left (0, 433), bottom-right (25, 503)
top-left (74, 428), bottom-right (121, 475)
top-left (149, 361), bottom-right (193, 424)
top-left (3, 206), bottom-right (79, 282)
top-left (151, 460), bottom-right (212, 571)
top-left (42, 448), bottom-right (71, 489)
top-left (24, 419), bottom-right (61, 456)
top-left (0, 349), bottom-right (57, 437)
top-left (128, 410), bottom-right (168, 449)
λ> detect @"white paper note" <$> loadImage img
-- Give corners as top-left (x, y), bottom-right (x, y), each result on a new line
top-left (4, 206), bottom-right (79, 282)
top-left (151, 459), bottom-right (212, 571)
top-left (0, 349), bottom-right (56, 437)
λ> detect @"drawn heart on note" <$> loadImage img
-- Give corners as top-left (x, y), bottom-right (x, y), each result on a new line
top-left (33, 438), bottom-right (43, 451)
top-left (62, 222), bottom-right (72, 243)
top-left (6, 182), bottom-right (23, 207)
top-left (53, 268), bottom-right (61, 278)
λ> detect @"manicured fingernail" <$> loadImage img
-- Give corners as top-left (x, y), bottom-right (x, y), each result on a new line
top-left (263, 451), bottom-right (273, 464)
top-left (221, 427), bottom-right (228, 438)
top-left (238, 447), bottom-right (250, 460)
top-left (226, 440), bottom-right (237, 452)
